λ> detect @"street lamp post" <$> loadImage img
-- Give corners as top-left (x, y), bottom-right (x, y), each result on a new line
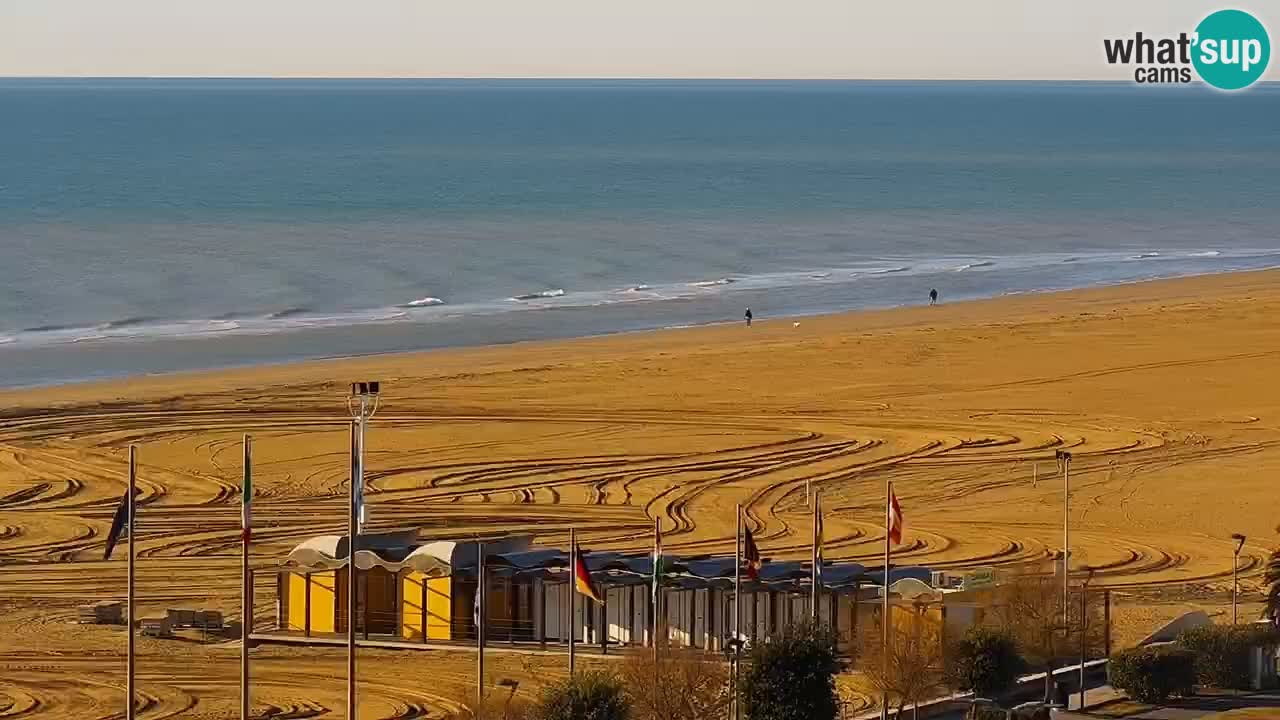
top-left (1231, 533), bottom-right (1246, 625)
top-left (346, 381), bottom-right (380, 720)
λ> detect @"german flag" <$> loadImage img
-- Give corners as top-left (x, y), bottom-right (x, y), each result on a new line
top-left (573, 543), bottom-right (603, 604)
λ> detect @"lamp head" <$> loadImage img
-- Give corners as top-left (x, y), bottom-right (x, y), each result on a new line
top-left (1231, 533), bottom-right (1246, 553)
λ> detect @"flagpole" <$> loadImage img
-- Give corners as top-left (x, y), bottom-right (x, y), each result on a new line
top-left (569, 528), bottom-right (576, 677)
top-left (477, 540), bottom-right (486, 707)
top-left (652, 515), bottom-right (660, 678)
top-left (241, 434), bottom-right (252, 720)
top-left (733, 504), bottom-right (742, 720)
top-left (652, 516), bottom-right (662, 716)
top-left (881, 480), bottom-right (891, 720)
top-left (127, 445), bottom-right (136, 720)
top-left (347, 419), bottom-right (358, 720)
top-left (811, 491), bottom-right (820, 621)
top-left (1062, 451), bottom-right (1071, 625)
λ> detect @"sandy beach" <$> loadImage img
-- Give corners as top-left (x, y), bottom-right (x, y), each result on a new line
top-left (3, 269), bottom-right (1279, 718)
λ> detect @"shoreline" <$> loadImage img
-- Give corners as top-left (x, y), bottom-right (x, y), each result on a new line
top-left (6, 266), bottom-right (1280, 406)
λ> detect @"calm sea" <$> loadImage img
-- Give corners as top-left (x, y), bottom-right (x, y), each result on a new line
top-left (2, 79), bottom-right (1279, 388)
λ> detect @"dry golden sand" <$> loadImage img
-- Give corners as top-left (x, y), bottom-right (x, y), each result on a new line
top-left (3, 270), bottom-right (1280, 717)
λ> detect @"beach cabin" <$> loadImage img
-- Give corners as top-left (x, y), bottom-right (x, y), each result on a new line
top-left (272, 530), bottom-right (957, 653)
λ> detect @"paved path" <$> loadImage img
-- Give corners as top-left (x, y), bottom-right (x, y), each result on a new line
top-left (1070, 690), bottom-right (1280, 719)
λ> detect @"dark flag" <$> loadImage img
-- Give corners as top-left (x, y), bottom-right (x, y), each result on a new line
top-left (743, 525), bottom-right (762, 581)
top-left (103, 487), bottom-right (134, 560)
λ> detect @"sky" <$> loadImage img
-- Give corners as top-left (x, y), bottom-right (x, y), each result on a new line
top-left (1, 0), bottom-right (1277, 80)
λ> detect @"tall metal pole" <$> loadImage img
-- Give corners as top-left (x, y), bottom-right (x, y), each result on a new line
top-left (811, 491), bottom-right (820, 621)
top-left (652, 515), bottom-right (660, 711)
top-left (477, 541), bottom-right (486, 706)
top-left (347, 418), bottom-right (359, 720)
top-left (127, 445), bottom-right (137, 720)
top-left (733, 504), bottom-right (742, 720)
top-left (569, 529), bottom-right (577, 676)
top-left (1060, 452), bottom-right (1071, 623)
top-left (1233, 552), bottom-right (1239, 625)
top-left (241, 435), bottom-right (252, 720)
top-left (1079, 574), bottom-right (1089, 711)
top-left (881, 480), bottom-right (891, 720)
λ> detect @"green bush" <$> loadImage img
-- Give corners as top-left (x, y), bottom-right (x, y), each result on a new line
top-left (1108, 645), bottom-right (1195, 704)
top-left (532, 671), bottom-right (629, 720)
top-left (948, 627), bottom-right (1026, 699)
top-left (1177, 624), bottom-right (1280, 690)
top-left (740, 620), bottom-right (841, 720)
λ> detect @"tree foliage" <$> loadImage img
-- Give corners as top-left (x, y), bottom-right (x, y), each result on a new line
top-left (1265, 545), bottom-right (1280, 627)
top-left (1177, 624), bottom-right (1280, 690)
top-left (1108, 645), bottom-right (1195, 704)
top-left (619, 647), bottom-right (729, 720)
top-left (532, 671), bottom-right (629, 720)
top-left (946, 626), bottom-right (1026, 699)
top-left (740, 620), bottom-right (841, 720)
top-left (859, 607), bottom-right (947, 719)
top-left (986, 572), bottom-right (1105, 702)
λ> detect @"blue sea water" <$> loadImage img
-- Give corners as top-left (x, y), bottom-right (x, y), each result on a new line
top-left (2, 78), bottom-right (1279, 388)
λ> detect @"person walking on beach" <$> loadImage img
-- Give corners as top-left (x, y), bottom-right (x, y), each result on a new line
top-left (744, 308), bottom-right (753, 326)
top-left (929, 288), bottom-right (938, 306)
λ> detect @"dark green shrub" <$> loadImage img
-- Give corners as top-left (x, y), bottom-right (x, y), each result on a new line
top-left (948, 627), bottom-right (1026, 699)
top-left (740, 620), bottom-right (841, 720)
top-left (1108, 645), bottom-right (1195, 704)
top-left (1177, 624), bottom-right (1280, 690)
top-left (532, 670), bottom-right (629, 720)
top-left (963, 702), bottom-right (1008, 720)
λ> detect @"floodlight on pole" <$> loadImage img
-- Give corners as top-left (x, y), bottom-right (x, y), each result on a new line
top-left (346, 381), bottom-right (380, 720)
top-left (1231, 533), bottom-right (1246, 625)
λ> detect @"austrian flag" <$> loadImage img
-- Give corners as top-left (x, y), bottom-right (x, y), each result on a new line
top-left (888, 484), bottom-right (904, 546)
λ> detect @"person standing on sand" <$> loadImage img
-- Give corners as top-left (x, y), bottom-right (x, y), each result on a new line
top-left (929, 289), bottom-right (938, 305)
top-left (744, 308), bottom-right (753, 326)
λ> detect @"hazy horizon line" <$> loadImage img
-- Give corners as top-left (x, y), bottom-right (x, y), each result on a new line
top-left (7, 74), bottom-right (1276, 84)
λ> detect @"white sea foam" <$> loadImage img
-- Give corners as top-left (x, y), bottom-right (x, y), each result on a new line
top-left (403, 297), bottom-right (445, 308)
top-left (954, 260), bottom-right (995, 272)
top-left (510, 289), bottom-right (567, 301)
top-left (1188, 250), bottom-right (1221, 257)
top-left (690, 278), bottom-right (735, 287)
top-left (869, 266), bottom-right (910, 275)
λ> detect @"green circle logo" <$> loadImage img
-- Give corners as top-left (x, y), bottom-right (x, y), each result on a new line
top-left (1192, 9), bottom-right (1271, 90)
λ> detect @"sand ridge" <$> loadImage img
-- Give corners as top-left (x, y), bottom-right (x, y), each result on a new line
top-left (2, 270), bottom-right (1280, 717)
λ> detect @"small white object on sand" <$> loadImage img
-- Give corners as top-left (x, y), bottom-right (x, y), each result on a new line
top-left (793, 322), bottom-right (800, 328)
